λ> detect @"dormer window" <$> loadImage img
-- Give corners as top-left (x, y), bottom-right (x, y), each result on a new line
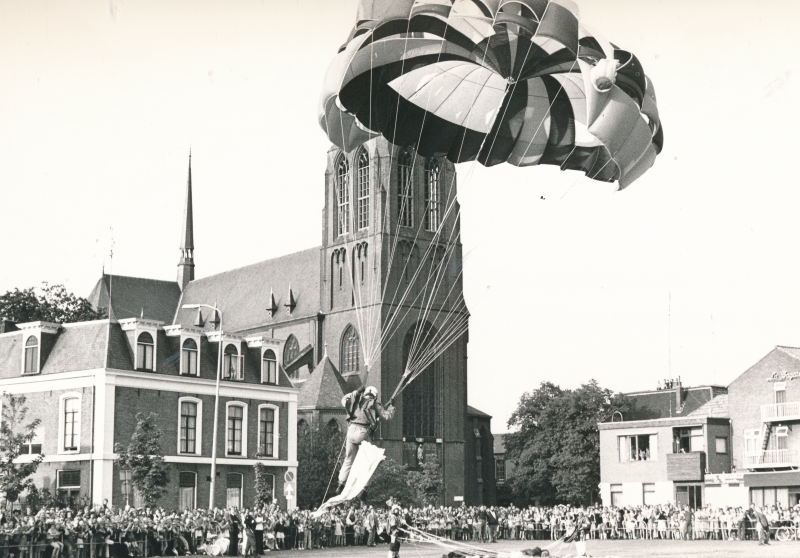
top-left (182, 338), bottom-right (199, 376)
top-left (262, 349), bottom-right (277, 384)
top-left (137, 332), bottom-right (155, 371)
top-left (24, 336), bottom-right (39, 375)
top-left (223, 344), bottom-right (243, 380)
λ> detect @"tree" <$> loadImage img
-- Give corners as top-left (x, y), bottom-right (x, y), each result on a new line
top-left (254, 463), bottom-right (276, 508)
top-left (407, 456), bottom-right (443, 506)
top-left (0, 393), bottom-right (45, 504)
top-left (114, 412), bottom-right (169, 507)
top-left (0, 283), bottom-right (106, 324)
top-left (362, 457), bottom-right (415, 508)
top-left (296, 420), bottom-right (346, 510)
top-left (504, 380), bottom-right (634, 506)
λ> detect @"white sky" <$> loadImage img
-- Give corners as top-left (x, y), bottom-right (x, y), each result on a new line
top-left (2, 0), bottom-right (800, 430)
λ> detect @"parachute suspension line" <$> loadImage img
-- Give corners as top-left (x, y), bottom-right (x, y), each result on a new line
top-left (325, 128), bottom-right (372, 366)
top-left (321, 435), bottom-right (347, 507)
top-left (356, 0), bottom-right (453, 367)
top-left (401, 8), bottom-right (515, 374)
top-left (376, 1), bottom-right (461, 310)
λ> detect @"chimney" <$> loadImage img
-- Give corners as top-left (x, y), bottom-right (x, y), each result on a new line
top-left (0, 318), bottom-right (18, 333)
top-left (675, 376), bottom-right (684, 412)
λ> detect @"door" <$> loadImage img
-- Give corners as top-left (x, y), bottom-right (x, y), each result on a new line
top-left (179, 472), bottom-right (196, 510)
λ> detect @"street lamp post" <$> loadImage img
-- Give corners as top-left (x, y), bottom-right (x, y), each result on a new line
top-left (182, 302), bottom-right (223, 509)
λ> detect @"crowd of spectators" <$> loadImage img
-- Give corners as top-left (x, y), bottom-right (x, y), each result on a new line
top-left (0, 499), bottom-right (798, 558)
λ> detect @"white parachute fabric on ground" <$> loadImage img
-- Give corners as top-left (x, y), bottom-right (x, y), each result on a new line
top-left (313, 441), bottom-right (385, 517)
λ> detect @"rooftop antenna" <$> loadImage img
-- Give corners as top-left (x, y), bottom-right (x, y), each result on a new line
top-left (108, 227), bottom-right (115, 319)
top-left (668, 291), bottom-right (672, 379)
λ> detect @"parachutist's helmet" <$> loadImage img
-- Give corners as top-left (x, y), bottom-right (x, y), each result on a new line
top-left (364, 386), bottom-right (378, 399)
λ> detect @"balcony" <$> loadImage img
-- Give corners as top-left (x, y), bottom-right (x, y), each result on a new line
top-left (744, 450), bottom-right (799, 469)
top-left (761, 402), bottom-right (800, 422)
top-left (667, 452), bottom-right (706, 482)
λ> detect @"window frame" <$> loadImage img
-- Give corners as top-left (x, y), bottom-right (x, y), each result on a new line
top-left (340, 325), bottom-right (361, 375)
top-left (177, 397), bottom-right (203, 456)
top-left (225, 401), bottom-right (248, 458)
top-left (178, 471), bottom-right (197, 511)
top-left (424, 157), bottom-right (441, 232)
top-left (495, 458), bottom-right (506, 484)
top-left (257, 404), bottom-right (279, 459)
top-left (356, 148), bottom-right (370, 230)
top-left (226, 472), bottom-right (244, 509)
top-left (23, 335), bottom-right (40, 375)
top-left (397, 149), bottom-right (414, 228)
top-left (618, 433), bottom-right (657, 462)
top-left (180, 336), bottom-right (200, 376)
top-left (58, 393), bottom-right (82, 454)
top-left (136, 331), bottom-right (156, 372)
top-left (715, 436), bottom-right (728, 455)
top-left (222, 343), bottom-right (243, 381)
top-left (261, 349), bottom-right (278, 385)
top-left (19, 425), bottom-right (44, 456)
top-left (335, 155), bottom-right (350, 237)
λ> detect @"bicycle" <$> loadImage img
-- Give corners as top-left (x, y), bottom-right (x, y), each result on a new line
top-left (774, 522), bottom-right (799, 542)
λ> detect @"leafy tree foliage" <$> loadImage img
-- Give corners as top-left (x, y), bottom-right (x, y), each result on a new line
top-left (297, 420), bottom-right (346, 510)
top-left (114, 412), bottom-right (169, 507)
top-left (407, 455), bottom-right (443, 506)
top-left (504, 380), bottom-right (633, 507)
top-left (0, 394), bottom-right (44, 503)
top-left (362, 457), bottom-right (415, 508)
top-left (254, 463), bottom-right (276, 508)
top-left (0, 283), bottom-right (106, 324)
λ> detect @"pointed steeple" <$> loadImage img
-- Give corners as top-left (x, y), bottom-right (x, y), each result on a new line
top-left (177, 151), bottom-right (195, 291)
top-left (266, 288), bottom-right (278, 318)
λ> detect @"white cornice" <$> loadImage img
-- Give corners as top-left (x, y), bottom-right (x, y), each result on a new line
top-left (118, 318), bottom-right (165, 331)
top-left (15, 321), bottom-right (60, 335)
top-left (206, 331), bottom-right (244, 343)
top-left (105, 369), bottom-right (299, 401)
top-left (163, 324), bottom-right (205, 337)
top-left (245, 336), bottom-right (283, 348)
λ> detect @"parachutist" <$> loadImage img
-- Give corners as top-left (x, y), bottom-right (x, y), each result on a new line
top-left (335, 386), bottom-right (395, 495)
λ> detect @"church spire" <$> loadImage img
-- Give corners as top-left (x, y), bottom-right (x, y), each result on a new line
top-left (177, 151), bottom-right (195, 290)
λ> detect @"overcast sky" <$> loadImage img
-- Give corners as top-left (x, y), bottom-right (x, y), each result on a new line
top-left (2, 0), bottom-right (800, 430)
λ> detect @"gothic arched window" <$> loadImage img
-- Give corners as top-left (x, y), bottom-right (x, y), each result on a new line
top-left (356, 149), bottom-right (370, 230)
top-left (283, 335), bottom-right (300, 366)
top-left (402, 322), bottom-right (438, 439)
top-left (341, 326), bottom-right (361, 375)
top-left (424, 157), bottom-right (441, 232)
top-left (24, 335), bottom-right (39, 374)
top-left (398, 149), bottom-right (414, 228)
top-left (136, 332), bottom-right (154, 371)
top-left (336, 156), bottom-right (350, 236)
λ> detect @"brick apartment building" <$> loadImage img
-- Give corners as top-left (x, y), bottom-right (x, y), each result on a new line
top-left (0, 138), bottom-right (493, 508)
top-left (599, 346), bottom-right (800, 509)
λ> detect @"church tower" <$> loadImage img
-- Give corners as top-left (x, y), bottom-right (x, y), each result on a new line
top-left (177, 153), bottom-right (195, 290)
top-left (320, 136), bottom-right (470, 504)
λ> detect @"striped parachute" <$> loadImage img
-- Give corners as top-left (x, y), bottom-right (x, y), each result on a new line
top-left (319, 0), bottom-right (663, 189)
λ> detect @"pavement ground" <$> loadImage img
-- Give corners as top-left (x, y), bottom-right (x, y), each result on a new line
top-left (208, 538), bottom-right (800, 558)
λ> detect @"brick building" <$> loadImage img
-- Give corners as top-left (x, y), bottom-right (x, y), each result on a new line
top-left (600, 349), bottom-right (800, 509)
top-left (728, 346), bottom-right (800, 507)
top-left (598, 381), bottom-right (735, 508)
top-left (0, 138), bottom-right (492, 508)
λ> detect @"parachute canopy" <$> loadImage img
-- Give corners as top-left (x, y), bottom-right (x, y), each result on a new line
top-left (319, 0), bottom-right (663, 189)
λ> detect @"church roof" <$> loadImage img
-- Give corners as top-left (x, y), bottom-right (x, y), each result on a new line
top-left (174, 247), bottom-right (321, 334)
top-left (468, 405), bottom-right (492, 418)
top-left (87, 274), bottom-right (181, 324)
top-left (297, 356), bottom-right (349, 410)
